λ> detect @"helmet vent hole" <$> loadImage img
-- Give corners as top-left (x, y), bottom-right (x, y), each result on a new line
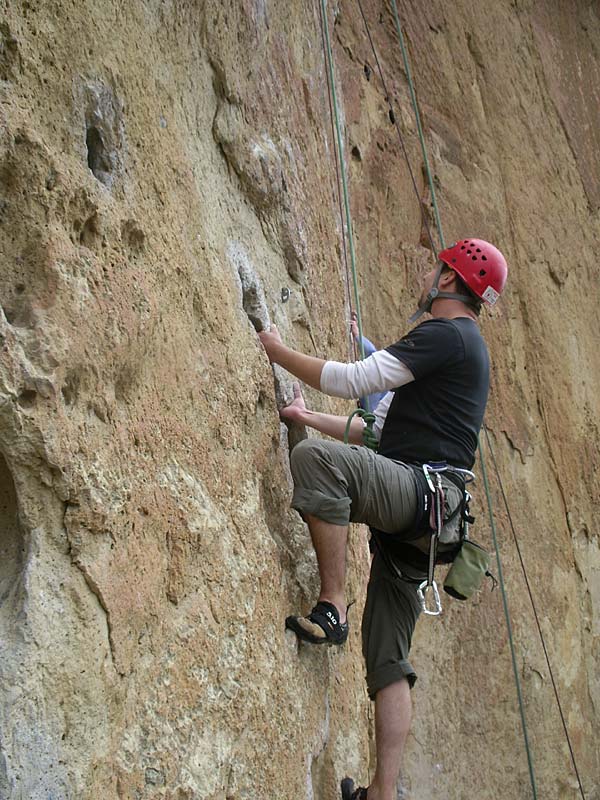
top-left (460, 245), bottom-right (465, 250)
top-left (472, 256), bottom-right (477, 261)
top-left (476, 248), bottom-right (481, 252)
top-left (481, 255), bottom-right (487, 261)
top-left (479, 269), bottom-right (486, 276)
top-left (466, 250), bottom-right (472, 254)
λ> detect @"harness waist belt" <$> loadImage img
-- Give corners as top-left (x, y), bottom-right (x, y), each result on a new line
top-left (370, 463), bottom-right (466, 568)
top-left (409, 463), bottom-right (466, 540)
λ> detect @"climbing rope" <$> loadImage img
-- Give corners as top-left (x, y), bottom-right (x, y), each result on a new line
top-left (317, 0), bottom-right (368, 386)
top-left (353, 3), bottom-right (587, 796)
top-left (483, 426), bottom-right (588, 799)
top-left (479, 437), bottom-right (539, 799)
top-left (343, 407), bottom-right (378, 450)
top-left (389, 0), bottom-right (445, 249)
top-left (317, 0), bottom-right (356, 363)
top-left (355, 0), bottom-right (441, 255)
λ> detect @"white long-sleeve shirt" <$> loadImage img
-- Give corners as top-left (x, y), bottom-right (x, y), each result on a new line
top-left (320, 350), bottom-right (415, 442)
top-left (320, 350), bottom-right (414, 398)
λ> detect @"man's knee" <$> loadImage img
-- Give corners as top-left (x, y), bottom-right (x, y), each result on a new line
top-left (290, 437), bottom-right (319, 466)
top-left (290, 438), bottom-right (322, 482)
top-left (375, 676), bottom-right (411, 698)
top-left (290, 440), bottom-right (354, 525)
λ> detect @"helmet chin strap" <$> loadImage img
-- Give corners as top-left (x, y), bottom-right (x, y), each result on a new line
top-left (408, 263), bottom-right (477, 323)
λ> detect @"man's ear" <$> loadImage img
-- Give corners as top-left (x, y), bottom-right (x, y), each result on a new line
top-left (438, 267), bottom-right (457, 289)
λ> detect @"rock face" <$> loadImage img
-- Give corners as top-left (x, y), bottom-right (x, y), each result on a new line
top-left (1, 1), bottom-right (599, 798)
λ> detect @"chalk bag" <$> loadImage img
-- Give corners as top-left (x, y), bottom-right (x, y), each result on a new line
top-left (443, 540), bottom-right (490, 601)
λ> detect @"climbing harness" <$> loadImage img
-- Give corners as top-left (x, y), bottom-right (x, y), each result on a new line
top-left (369, 460), bottom-right (487, 613)
top-left (414, 461), bottom-right (477, 615)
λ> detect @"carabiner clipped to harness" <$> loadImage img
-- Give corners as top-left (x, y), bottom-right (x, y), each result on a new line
top-left (417, 579), bottom-right (442, 616)
top-left (417, 461), bottom-right (479, 617)
top-left (418, 467), bottom-right (445, 614)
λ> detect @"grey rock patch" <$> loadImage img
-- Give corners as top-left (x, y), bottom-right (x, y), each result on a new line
top-left (78, 79), bottom-right (126, 189)
top-left (227, 240), bottom-right (270, 332)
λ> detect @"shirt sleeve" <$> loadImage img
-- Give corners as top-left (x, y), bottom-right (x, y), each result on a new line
top-left (372, 391), bottom-right (394, 441)
top-left (320, 350), bottom-right (415, 399)
top-left (385, 319), bottom-right (464, 379)
top-left (358, 335), bottom-right (377, 357)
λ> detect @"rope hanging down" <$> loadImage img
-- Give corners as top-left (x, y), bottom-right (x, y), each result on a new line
top-left (389, 0), bottom-right (445, 250)
top-left (479, 438), bottom-right (538, 799)
top-left (318, 0), bottom-right (368, 378)
top-left (356, 9), bottom-right (537, 776)
top-left (355, 0), bottom-right (440, 256)
top-left (318, 0), bottom-right (356, 363)
top-left (356, 3), bottom-right (587, 797)
top-left (483, 427), bottom-right (588, 800)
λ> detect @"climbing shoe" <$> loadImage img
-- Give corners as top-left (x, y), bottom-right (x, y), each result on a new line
top-left (285, 601), bottom-right (349, 645)
top-left (341, 777), bottom-right (368, 799)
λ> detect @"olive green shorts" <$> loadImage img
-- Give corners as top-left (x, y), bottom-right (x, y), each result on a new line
top-left (290, 439), bottom-right (463, 698)
top-left (290, 438), bottom-right (417, 531)
top-left (361, 548), bottom-right (424, 698)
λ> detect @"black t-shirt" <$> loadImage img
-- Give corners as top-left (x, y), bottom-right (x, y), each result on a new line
top-left (378, 318), bottom-right (489, 469)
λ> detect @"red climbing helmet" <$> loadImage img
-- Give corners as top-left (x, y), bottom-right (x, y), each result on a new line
top-left (438, 238), bottom-right (508, 307)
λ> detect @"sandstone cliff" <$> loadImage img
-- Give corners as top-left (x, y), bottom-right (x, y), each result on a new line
top-left (1, 1), bottom-right (599, 798)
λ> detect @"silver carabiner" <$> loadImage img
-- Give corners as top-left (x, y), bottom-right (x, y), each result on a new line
top-left (421, 463), bottom-right (436, 493)
top-left (417, 580), bottom-right (443, 616)
top-left (452, 466), bottom-right (476, 483)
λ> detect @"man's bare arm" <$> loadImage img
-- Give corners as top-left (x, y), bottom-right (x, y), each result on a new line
top-left (258, 326), bottom-right (324, 390)
top-left (280, 383), bottom-right (366, 444)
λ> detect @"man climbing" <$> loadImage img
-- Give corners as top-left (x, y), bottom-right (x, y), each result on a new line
top-left (258, 239), bottom-right (507, 800)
